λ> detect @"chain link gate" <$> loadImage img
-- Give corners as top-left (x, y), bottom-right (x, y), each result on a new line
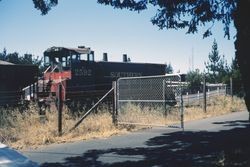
top-left (117, 74), bottom-right (184, 129)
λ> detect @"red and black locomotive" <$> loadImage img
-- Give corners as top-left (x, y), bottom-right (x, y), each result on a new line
top-left (39, 46), bottom-right (167, 107)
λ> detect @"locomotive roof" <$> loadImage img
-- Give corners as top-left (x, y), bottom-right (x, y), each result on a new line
top-left (97, 60), bottom-right (166, 66)
top-left (44, 46), bottom-right (92, 56)
top-left (0, 60), bottom-right (14, 65)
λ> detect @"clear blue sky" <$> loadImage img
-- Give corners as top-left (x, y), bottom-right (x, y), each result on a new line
top-left (0, 0), bottom-right (236, 73)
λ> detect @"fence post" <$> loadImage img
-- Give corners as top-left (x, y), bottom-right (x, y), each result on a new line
top-left (207, 88), bottom-right (210, 103)
top-left (180, 87), bottom-right (184, 130)
top-left (58, 84), bottom-right (63, 136)
top-left (230, 77), bottom-right (233, 100)
top-left (197, 91), bottom-right (200, 106)
top-left (33, 83), bottom-right (36, 101)
top-left (203, 76), bottom-right (207, 112)
top-left (36, 82), bottom-right (39, 99)
top-left (163, 80), bottom-right (167, 117)
top-left (42, 78), bottom-right (45, 92)
top-left (29, 85), bottom-right (32, 101)
top-left (186, 92), bottom-right (189, 106)
top-left (112, 81), bottom-right (118, 126)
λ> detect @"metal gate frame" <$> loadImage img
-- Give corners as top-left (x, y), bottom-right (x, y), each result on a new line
top-left (116, 74), bottom-right (184, 129)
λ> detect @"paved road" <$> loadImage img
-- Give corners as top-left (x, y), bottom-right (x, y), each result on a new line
top-left (23, 111), bottom-right (250, 167)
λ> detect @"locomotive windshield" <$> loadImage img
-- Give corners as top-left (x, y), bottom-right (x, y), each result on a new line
top-left (43, 47), bottom-right (94, 71)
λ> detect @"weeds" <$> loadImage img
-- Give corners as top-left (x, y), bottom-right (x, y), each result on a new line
top-left (0, 95), bottom-right (246, 150)
top-left (0, 103), bottom-right (124, 149)
top-left (117, 95), bottom-right (246, 126)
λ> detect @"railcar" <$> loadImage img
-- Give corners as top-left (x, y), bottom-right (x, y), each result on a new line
top-left (0, 61), bottom-right (38, 106)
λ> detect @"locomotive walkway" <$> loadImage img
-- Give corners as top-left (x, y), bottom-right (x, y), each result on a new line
top-left (23, 111), bottom-right (250, 167)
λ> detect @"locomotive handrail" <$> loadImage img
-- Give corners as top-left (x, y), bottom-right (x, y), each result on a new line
top-left (43, 66), bottom-right (51, 74)
top-left (51, 65), bottom-right (58, 73)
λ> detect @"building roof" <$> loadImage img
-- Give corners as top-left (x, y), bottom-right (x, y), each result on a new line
top-left (0, 60), bottom-right (14, 65)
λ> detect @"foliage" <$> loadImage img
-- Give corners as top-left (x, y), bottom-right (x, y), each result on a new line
top-left (186, 69), bottom-right (203, 93)
top-left (0, 48), bottom-right (43, 74)
top-left (31, 0), bottom-right (236, 38)
top-left (230, 57), bottom-right (244, 97)
top-left (98, 0), bottom-right (236, 39)
top-left (203, 40), bottom-right (243, 97)
top-left (32, 0), bottom-right (58, 15)
top-left (165, 62), bottom-right (173, 74)
top-left (0, 48), bottom-right (41, 66)
top-left (205, 39), bottom-right (229, 83)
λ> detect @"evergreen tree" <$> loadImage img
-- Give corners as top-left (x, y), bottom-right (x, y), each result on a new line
top-left (165, 62), bottom-right (173, 74)
top-left (186, 69), bottom-right (203, 94)
top-left (205, 39), bottom-right (228, 83)
top-left (0, 48), bottom-right (7, 61)
top-left (5, 52), bottom-right (20, 64)
top-left (0, 49), bottom-right (43, 74)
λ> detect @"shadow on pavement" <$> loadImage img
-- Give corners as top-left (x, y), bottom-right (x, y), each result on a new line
top-left (41, 120), bottom-right (250, 167)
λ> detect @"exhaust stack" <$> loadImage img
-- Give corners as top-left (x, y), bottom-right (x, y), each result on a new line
top-left (123, 54), bottom-right (128, 62)
top-left (103, 53), bottom-right (108, 61)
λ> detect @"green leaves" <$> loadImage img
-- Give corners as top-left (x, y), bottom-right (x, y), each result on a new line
top-left (97, 0), bottom-right (236, 38)
top-left (32, 0), bottom-right (58, 15)
top-left (29, 0), bottom-right (236, 38)
top-left (205, 39), bottom-right (230, 83)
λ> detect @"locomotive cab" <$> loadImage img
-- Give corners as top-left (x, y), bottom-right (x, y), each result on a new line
top-left (43, 46), bottom-right (94, 99)
top-left (44, 46), bottom-right (94, 71)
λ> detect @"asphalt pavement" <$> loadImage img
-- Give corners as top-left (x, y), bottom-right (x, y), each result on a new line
top-left (23, 111), bottom-right (250, 167)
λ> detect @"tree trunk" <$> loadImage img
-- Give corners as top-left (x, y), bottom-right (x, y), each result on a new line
top-left (234, 0), bottom-right (250, 112)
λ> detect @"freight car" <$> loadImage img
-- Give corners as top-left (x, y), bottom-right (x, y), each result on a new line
top-left (0, 61), bottom-right (38, 106)
top-left (40, 46), bottom-right (167, 108)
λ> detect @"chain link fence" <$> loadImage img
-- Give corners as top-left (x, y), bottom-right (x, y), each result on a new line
top-left (182, 84), bottom-right (227, 107)
top-left (117, 74), bottom-right (183, 128)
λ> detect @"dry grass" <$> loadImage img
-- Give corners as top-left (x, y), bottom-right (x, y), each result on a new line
top-left (184, 95), bottom-right (247, 122)
top-left (0, 103), bottom-right (127, 150)
top-left (0, 95), bottom-right (246, 150)
top-left (118, 95), bottom-right (246, 126)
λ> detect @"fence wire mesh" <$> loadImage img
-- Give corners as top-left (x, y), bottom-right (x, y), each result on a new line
top-left (182, 85), bottom-right (227, 107)
top-left (117, 74), bottom-right (183, 128)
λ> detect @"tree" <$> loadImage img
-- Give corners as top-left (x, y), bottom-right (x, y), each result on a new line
top-left (6, 0), bottom-right (250, 111)
top-left (186, 69), bottom-right (203, 94)
top-left (32, 0), bottom-right (58, 15)
top-left (5, 52), bottom-right (20, 64)
top-left (165, 62), bottom-right (173, 74)
top-left (0, 49), bottom-right (43, 74)
top-left (230, 57), bottom-right (244, 97)
top-left (0, 48), bottom-right (7, 61)
top-left (205, 39), bottom-right (229, 83)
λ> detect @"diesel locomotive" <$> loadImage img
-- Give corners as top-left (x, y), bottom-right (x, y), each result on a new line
top-left (40, 46), bottom-right (167, 106)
